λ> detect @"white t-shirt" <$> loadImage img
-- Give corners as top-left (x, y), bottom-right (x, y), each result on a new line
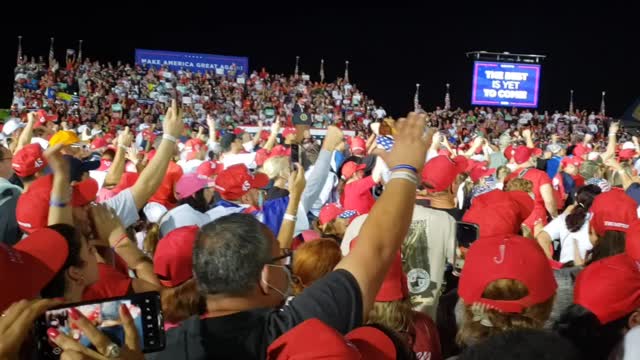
top-left (102, 189), bottom-right (139, 228)
top-left (341, 206), bottom-right (456, 320)
top-left (177, 159), bottom-right (204, 174)
top-left (543, 213), bottom-right (593, 264)
top-left (159, 204), bottom-right (211, 237)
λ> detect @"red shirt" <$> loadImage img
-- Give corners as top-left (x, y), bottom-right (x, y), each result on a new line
top-left (149, 161), bottom-right (183, 209)
top-left (343, 176), bottom-right (376, 215)
top-left (505, 167), bottom-right (553, 229)
top-left (411, 312), bottom-right (442, 360)
top-left (83, 262), bottom-right (132, 301)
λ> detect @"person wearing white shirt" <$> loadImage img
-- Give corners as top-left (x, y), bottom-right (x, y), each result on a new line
top-left (535, 185), bottom-right (601, 265)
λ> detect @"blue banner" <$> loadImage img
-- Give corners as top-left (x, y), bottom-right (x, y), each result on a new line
top-left (135, 49), bottom-right (249, 75)
top-left (471, 61), bottom-right (541, 108)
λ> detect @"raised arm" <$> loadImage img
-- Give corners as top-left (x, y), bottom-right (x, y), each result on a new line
top-left (540, 183), bottom-right (558, 218)
top-left (334, 112), bottom-right (428, 320)
top-left (300, 126), bottom-right (343, 212)
top-left (601, 122), bottom-right (619, 161)
top-left (277, 164), bottom-right (305, 249)
top-left (13, 112), bottom-right (36, 154)
top-left (252, 121), bottom-right (264, 146)
top-left (104, 127), bottom-right (132, 187)
top-left (522, 128), bottom-right (535, 149)
top-left (130, 100), bottom-right (183, 210)
top-left (263, 119), bottom-right (281, 152)
top-left (46, 144), bottom-right (73, 226)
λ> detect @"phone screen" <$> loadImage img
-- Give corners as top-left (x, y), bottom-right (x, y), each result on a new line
top-left (290, 144), bottom-right (300, 165)
top-left (456, 221), bottom-right (480, 249)
top-left (35, 292), bottom-right (165, 358)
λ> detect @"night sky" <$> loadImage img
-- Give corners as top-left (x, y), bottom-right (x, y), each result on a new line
top-left (0, 7), bottom-right (637, 117)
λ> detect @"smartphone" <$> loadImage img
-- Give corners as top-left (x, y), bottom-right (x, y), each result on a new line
top-left (456, 221), bottom-right (480, 249)
top-left (35, 292), bottom-right (165, 359)
top-left (290, 144), bottom-right (300, 167)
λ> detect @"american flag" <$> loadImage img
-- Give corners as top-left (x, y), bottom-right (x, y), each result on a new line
top-left (48, 37), bottom-right (55, 69)
top-left (414, 83), bottom-right (421, 112)
top-left (376, 135), bottom-right (395, 152)
top-left (600, 91), bottom-right (606, 116)
top-left (444, 83), bottom-right (451, 110)
top-left (320, 59), bottom-right (325, 83)
top-left (339, 210), bottom-right (358, 219)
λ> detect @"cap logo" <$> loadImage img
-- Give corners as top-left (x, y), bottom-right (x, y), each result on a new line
top-left (242, 180), bottom-right (251, 192)
top-left (494, 244), bottom-right (506, 264)
top-left (35, 158), bottom-right (44, 167)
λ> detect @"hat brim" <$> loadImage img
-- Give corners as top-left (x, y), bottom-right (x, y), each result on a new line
top-left (251, 172), bottom-right (270, 190)
top-left (72, 178), bottom-right (99, 206)
top-left (3, 229), bottom-right (69, 310)
top-left (345, 326), bottom-right (397, 359)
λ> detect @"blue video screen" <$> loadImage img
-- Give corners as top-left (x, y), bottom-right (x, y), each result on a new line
top-left (471, 61), bottom-right (541, 108)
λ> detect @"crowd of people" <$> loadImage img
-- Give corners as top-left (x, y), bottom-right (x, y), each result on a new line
top-left (1, 54), bottom-right (640, 360)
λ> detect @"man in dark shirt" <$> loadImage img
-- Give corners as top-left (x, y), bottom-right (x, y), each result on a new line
top-left (148, 112), bottom-right (431, 360)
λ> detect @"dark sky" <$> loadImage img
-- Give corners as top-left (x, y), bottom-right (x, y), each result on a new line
top-left (0, 7), bottom-right (637, 117)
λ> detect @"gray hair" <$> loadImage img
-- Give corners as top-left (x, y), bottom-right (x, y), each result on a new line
top-left (193, 213), bottom-right (272, 296)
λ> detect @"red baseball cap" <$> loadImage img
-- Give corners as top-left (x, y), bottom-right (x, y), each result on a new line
top-left (341, 161), bottom-right (366, 180)
top-left (504, 145), bottom-right (515, 161)
top-left (574, 254), bottom-right (640, 324)
top-left (214, 164), bottom-right (269, 200)
top-left (589, 188), bottom-right (638, 236)
top-left (376, 252), bottom-right (408, 302)
top-left (184, 138), bottom-right (207, 161)
top-left (197, 160), bottom-right (222, 178)
top-left (349, 137), bottom-right (366, 156)
top-left (34, 109), bottom-right (57, 129)
top-left (153, 225), bottom-right (199, 288)
top-left (618, 149), bottom-right (637, 161)
top-left (421, 155), bottom-right (468, 192)
top-left (626, 220), bottom-right (640, 264)
top-left (573, 143), bottom-right (590, 159)
top-left (266, 319), bottom-right (396, 360)
top-left (260, 130), bottom-right (271, 142)
top-left (282, 127), bottom-right (297, 139)
top-left (469, 165), bottom-right (496, 183)
top-left (11, 143), bottom-right (47, 177)
top-left (97, 158), bottom-right (112, 171)
top-left (16, 174), bottom-right (99, 233)
top-left (463, 190), bottom-right (534, 238)
top-left (318, 203), bottom-right (358, 225)
top-left (561, 156), bottom-right (583, 169)
top-left (513, 146), bottom-right (542, 165)
top-left (91, 137), bottom-right (108, 151)
top-left (458, 235), bottom-right (557, 313)
top-left (0, 228), bottom-right (69, 312)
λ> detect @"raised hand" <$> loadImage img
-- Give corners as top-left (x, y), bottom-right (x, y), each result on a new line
top-left (382, 112), bottom-right (428, 172)
top-left (163, 99), bottom-right (184, 139)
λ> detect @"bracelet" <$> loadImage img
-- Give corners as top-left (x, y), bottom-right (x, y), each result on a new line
top-left (283, 213), bottom-right (297, 222)
top-left (112, 233), bottom-right (129, 249)
top-left (390, 164), bottom-right (418, 174)
top-left (162, 134), bottom-right (177, 143)
top-left (49, 199), bottom-right (69, 208)
top-left (388, 171), bottom-right (419, 185)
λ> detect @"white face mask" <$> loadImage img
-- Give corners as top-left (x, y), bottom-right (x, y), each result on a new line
top-left (263, 264), bottom-right (293, 300)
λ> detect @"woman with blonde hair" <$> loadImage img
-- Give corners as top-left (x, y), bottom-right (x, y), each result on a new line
top-left (456, 235), bottom-right (557, 348)
top-left (291, 238), bottom-right (342, 295)
top-left (261, 155), bottom-right (291, 200)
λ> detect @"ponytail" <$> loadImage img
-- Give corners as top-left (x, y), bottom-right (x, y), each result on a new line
top-left (143, 210), bottom-right (170, 256)
top-left (565, 185), bottom-right (601, 233)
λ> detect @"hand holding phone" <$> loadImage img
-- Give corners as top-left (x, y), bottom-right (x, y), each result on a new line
top-left (36, 292), bottom-right (165, 359)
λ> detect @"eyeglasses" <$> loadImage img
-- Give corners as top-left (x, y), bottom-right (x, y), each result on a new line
top-left (270, 248), bottom-right (293, 264)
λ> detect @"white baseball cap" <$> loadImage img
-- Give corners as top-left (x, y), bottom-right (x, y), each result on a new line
top-left (2, 118), bottom-right (25, 136)
top-left (622, 141), bottom-right (636, 150)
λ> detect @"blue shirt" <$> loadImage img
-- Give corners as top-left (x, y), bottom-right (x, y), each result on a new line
top-left (626, 183), bottom-right (640, 206)
top-left (546, 156), bottom-right (562, 179)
